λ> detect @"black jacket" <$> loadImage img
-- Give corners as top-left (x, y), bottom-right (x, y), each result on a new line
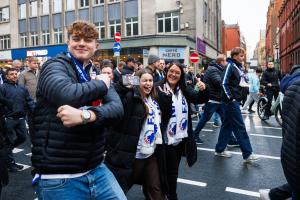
top-left (0, 81), bottom-right (34, 118)
top-left (113, 68), bottom-right (122, 84)
top-left (203, 62), bottom-right (224, 102)
top-left (185, 72), bottom-right (196, 86)
top-left (121, 65), bottom-right (134, 75)
top-left (261, 67), bottom-right (281, 89)
top-left (105, 83), bottom-right (168, 194)
top-left (32, 53), bottom-right (124, 174)
top-left (221, 58), bottom-right (243, 102)
top-left (0, 94), bottom-right (8, 187)
top-left (281, 67), bottom-right (300, 193)
top-left (157, 83), bottom-right (209, 166)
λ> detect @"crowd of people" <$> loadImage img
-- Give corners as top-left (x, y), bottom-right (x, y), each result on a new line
top-left (0, 20), bottom-right (299, 200)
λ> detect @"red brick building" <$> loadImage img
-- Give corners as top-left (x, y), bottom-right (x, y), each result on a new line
top-left (222, 22), bottom-right (241, 57)
top-left (279, 0), bottom-right (300, 73)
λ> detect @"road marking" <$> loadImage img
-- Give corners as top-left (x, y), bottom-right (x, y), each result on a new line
top-left (16, 163), bottom-right (31, 171)
top-left (177, 178), bottom-right (207, 187)
top-left (13, 148), bottom-right (23, 154)
top-left (250, 133), bottom-right (282, 139)
top-left (26, 153), bottom-right (32, 156)
top-left (225, 187), bottom-right (260, 197)
top-left (197, 147), bottom-right (280, 160)
top-left (246, 125), bottom-right (282, 130)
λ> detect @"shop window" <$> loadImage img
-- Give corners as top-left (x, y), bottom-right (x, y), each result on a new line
top-left (66, 0), bottom-right (75, 10)
top-left (79, 0), bottom-right (89, 8)
top-left (53, 0), bottom-right (62, 13)
top-left (42, 30), bottom-right (50, 45)
top-left (31, 32), bottom-right (39, 46)
top-left (0, 35), bottom-right (10, 49)
top-left (20, 33), bottom-right (27, 47)
top-left (0, 7), bottom-right (9, 22)
top-left (41, 0), bottom-right (49, 15)
top-left (157, 12), bottom-right (179, 33)
top-left (30, 1), bottom-right (38, 17)
top-left (109, 20), bottom-right (121, 38)
top-left (125, 17), bottom-right (138, 37)
top-left (95, 22), bottom-right (105, 39)
top-left (94, 0), bottom-right (104, 6)
top-left (109, 0), bottom-right (120, 3)
top-left (54, 28), bottom-right (63, 44)
top-left (19, 4), bottom-right (27, 19)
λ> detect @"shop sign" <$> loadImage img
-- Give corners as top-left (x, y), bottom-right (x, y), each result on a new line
top-left (197, 37), bottom-right (206, 55)
top-left (27, 49), bottom-right (48, 57)
top-left (143, 49), bottom-right (149, 57)
top-left (0, 50), bottom-right (12, 60)
top-left (159, 47), bottom-right (184, 60)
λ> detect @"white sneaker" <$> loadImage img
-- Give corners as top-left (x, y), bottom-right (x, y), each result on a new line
top-left (241, 109), bottom-right (250, 114)
top-left (259, 189), bottom-right (271, 200)
top-left (215, 150), bottom-right (232, 158)
top-left (244, 154), bottom-right (260, 163)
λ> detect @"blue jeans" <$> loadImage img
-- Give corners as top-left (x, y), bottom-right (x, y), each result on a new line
top-left (36, 163), bottom-right (127, 200)
top-left (215, 101), bottom-right (253, 159)
top-left (194, 103), bottom-right (236, 143)
top-left (212, 112), bottom-right (221, 125)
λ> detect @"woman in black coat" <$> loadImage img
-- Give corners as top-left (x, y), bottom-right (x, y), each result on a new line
top-left (156, 62), bottom-right (209, 200)
top-left (105, 69), bottom-right (168, 200)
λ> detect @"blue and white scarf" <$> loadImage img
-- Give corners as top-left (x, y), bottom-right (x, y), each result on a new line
top-left (165, 83), bottom-right (188, 145)
top-left (67, 52), bottom-right (90, 83)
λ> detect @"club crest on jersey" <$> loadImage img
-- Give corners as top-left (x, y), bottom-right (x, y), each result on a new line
top-left (179, 118), bottom-right (187, 130)
top-left (168, 122), bottom-right (177, 136)
top-left (144, 130), bottom-right (155, 144)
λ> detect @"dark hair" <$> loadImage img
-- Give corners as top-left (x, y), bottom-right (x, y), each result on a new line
top-left (256, 67), bottom-right (262, 73)
top-left (101, 62), bottom-right (114, 71)
top-left (5, 68), bottom-right (18, 75)
top-left (163, 61), bottom-right (187, 96)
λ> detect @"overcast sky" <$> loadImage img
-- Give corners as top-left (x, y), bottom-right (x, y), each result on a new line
top-left (221, 0), bottom-right (270, 59)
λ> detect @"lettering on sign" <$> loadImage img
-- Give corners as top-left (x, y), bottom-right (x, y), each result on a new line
top-left (27, 50), bottom-right (48, 57)
top-left (159, 47), bottom-right (184, 60)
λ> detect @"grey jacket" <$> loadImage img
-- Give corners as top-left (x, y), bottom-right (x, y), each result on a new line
top-left (18, 68), bottom-right (39, 101)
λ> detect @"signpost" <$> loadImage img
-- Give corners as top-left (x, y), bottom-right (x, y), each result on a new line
top-left (113, 32), bottom-right (121, 66)
top-left (114, 32), bottom-right (121, 43)
top-left (190, 52), bottom-right (200, 75)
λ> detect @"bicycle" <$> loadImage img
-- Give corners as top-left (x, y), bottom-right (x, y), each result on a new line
top-left (257, 91), bottom-right (283, 126)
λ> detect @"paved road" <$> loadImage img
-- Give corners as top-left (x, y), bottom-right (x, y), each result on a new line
top-left (1, 113), bottom-right (287, 200)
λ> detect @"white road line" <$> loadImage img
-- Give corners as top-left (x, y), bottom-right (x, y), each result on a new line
top-left (197, 147), bottom-right (280, 160)
top-left (225, 187), bottom-right (260, 197)
top-left (13, 148), bottom-right (23, 154)
top-left (177, 178), bottom-right (207, 187)
top-left (16, 163), bottom-right (31, 171)
top-left (250, 133), bottom-right (282, 139)
top-left (26, 153), bottom-right (32, 156)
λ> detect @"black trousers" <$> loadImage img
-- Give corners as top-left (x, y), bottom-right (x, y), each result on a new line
top-left (4, 118), bottom-right (27, 165)
top-left (269, 183), bottom-right (292, 200)
top-left (265, 87), bottom-right (279, 117)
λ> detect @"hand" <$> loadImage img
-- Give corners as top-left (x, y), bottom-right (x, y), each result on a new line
top-left (96, 74), bottom-right (110, 89)
top-left (267, 83), bottom-right (272, 87)
top-left (186, 80), bottom-right (192, 85)
top-left (57, 105), bottom-right (84, 127)
top-left (196, 81), bottom-right (206, 91)
top-left (158, 84), bottom-right (172, 95)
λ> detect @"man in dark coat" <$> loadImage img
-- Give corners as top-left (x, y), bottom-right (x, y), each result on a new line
top-left (31, 20), bottom-right (126, 199)
top-left (146, 54), bottom-right (162, 83)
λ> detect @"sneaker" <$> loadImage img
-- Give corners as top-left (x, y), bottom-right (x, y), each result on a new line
top-left (244, 154), bottom-right (260, 163)
top-left (195, 137), bottom-right (204, 145)
top-left (241, 110), bottom-right (250, 114)
top-left (227, 141), bottom-right (240, 147)
top-left (213, 123), bottom-right (220, 127)
top-left (259, 189), bottom-right (271, 200)
top-left (8, 163), bottom-right (24, 172)
top-left (248, 109), bottom-right (255, 114)
top-left (214, 150), bottom-right (232, 158)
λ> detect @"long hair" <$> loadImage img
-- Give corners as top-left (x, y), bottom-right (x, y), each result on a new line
top-left (162, 62), bottom-right (187, 97)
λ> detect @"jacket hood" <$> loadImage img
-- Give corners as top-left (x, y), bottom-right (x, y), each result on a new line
top-left (280, 65), bottom-right (300, 93)
top-left (226, 58), bottom-right (242, 68)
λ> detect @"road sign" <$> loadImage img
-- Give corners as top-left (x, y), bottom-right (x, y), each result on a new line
top-left (190, 52), bottom-right (200, 63)
top-left (114, 52), bottom-right (120, 57)
top-left (115, 32), bottom-right (121, 42)
top-left (113, 42), bottom-right (121, 52)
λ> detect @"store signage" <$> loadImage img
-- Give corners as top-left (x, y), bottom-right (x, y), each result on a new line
top-left (197, 37), bottom-right (206, 55)
top-left (159, 47), bottom-right (184, 59)
top-left (143, 49), bottom-right (149, 57)
top-left (0, 50), bottom-right (12, 60)
top-left (27, 49), bottom-right (48, 57)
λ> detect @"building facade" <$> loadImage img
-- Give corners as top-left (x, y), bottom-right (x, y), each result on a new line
top-left (279, 0), bottom-right (300, 73)
top-left (253, 30), bottom-right (266, 68)
top-left (0, 0), bottom-right (222, 67)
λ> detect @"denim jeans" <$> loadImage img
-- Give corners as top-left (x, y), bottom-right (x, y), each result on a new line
top-left (212, 112), bottom-right (221, 125)
top-left (36, 163), bottom-right (127, 200)
top-left (215, 101), bottom-right (253, 159)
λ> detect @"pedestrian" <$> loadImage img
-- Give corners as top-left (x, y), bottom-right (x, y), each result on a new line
top-left (241, 68), bottom-right (263, 113)
top-left (259, 183), bottom-right (293, 200)
top-left (146, 55), bottom-right (162, 83)
top-left (156, 62), bottom-right (209, 200)
top-left (0, 68), bottom-right (35, 172)
top-left (122, 57), bottom-right (136, 75)
top-left (215, 47), bottom-right (259, 163)
top-left (0, 68), bottom-right (5, 85)
top-left (31, 20), bottom-right (126, 200)
top-left (158, 59), bottom-right (166, 79)
top-left (12, 60), bottom-right (25, 75)
top-left (101, 62), bottom-right (114, 81)
top-left (18, 56), bottom-right (39, 101)
top-left (114, 61), bottom-right (126, 83)
top-left (105, 68), bottom-right (167, 200)
top-left (261, 61), bottom-right (281, 120)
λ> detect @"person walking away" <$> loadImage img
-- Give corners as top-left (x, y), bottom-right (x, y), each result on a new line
top-left (114, 61), bottom-right (126, 84)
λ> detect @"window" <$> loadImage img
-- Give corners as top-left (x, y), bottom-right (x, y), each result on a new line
top-left (30, 1), bottom-right (38, 17)
top-left (95, 22), bottom-right (105, 39)
top-left (19, 3), bottom-right (27, 19)
top-left (0, 35), bottom-right (10, 49)
top-left (42, 30), bottom-right (50, 45)
top-left (94, 0), bottom-right (104, 5)
top-left (66, 0), bottom-right (75, 10)
top-left (157, 12), bottom-right (179, 33)
top-left (125, 17), bottom-right (138, 36)
top-left (0, 7), bottom-right (9, 22)
top-left (41, 0), bottom-right (49, 15)
top-left (79, 0), bottom-right (89, 8)
top-left (53, 0), bottom-right (62, 13)
top-left (54, 28), bottom-right (63, 44)
top-left (109, 0), bottom-right (120, 2)
top-left (20, 33), bottom-right (27, 47)
top-left (109, 20), bottom-right (121, 38)
top-left (31, 32), bottom-right (39, 46)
